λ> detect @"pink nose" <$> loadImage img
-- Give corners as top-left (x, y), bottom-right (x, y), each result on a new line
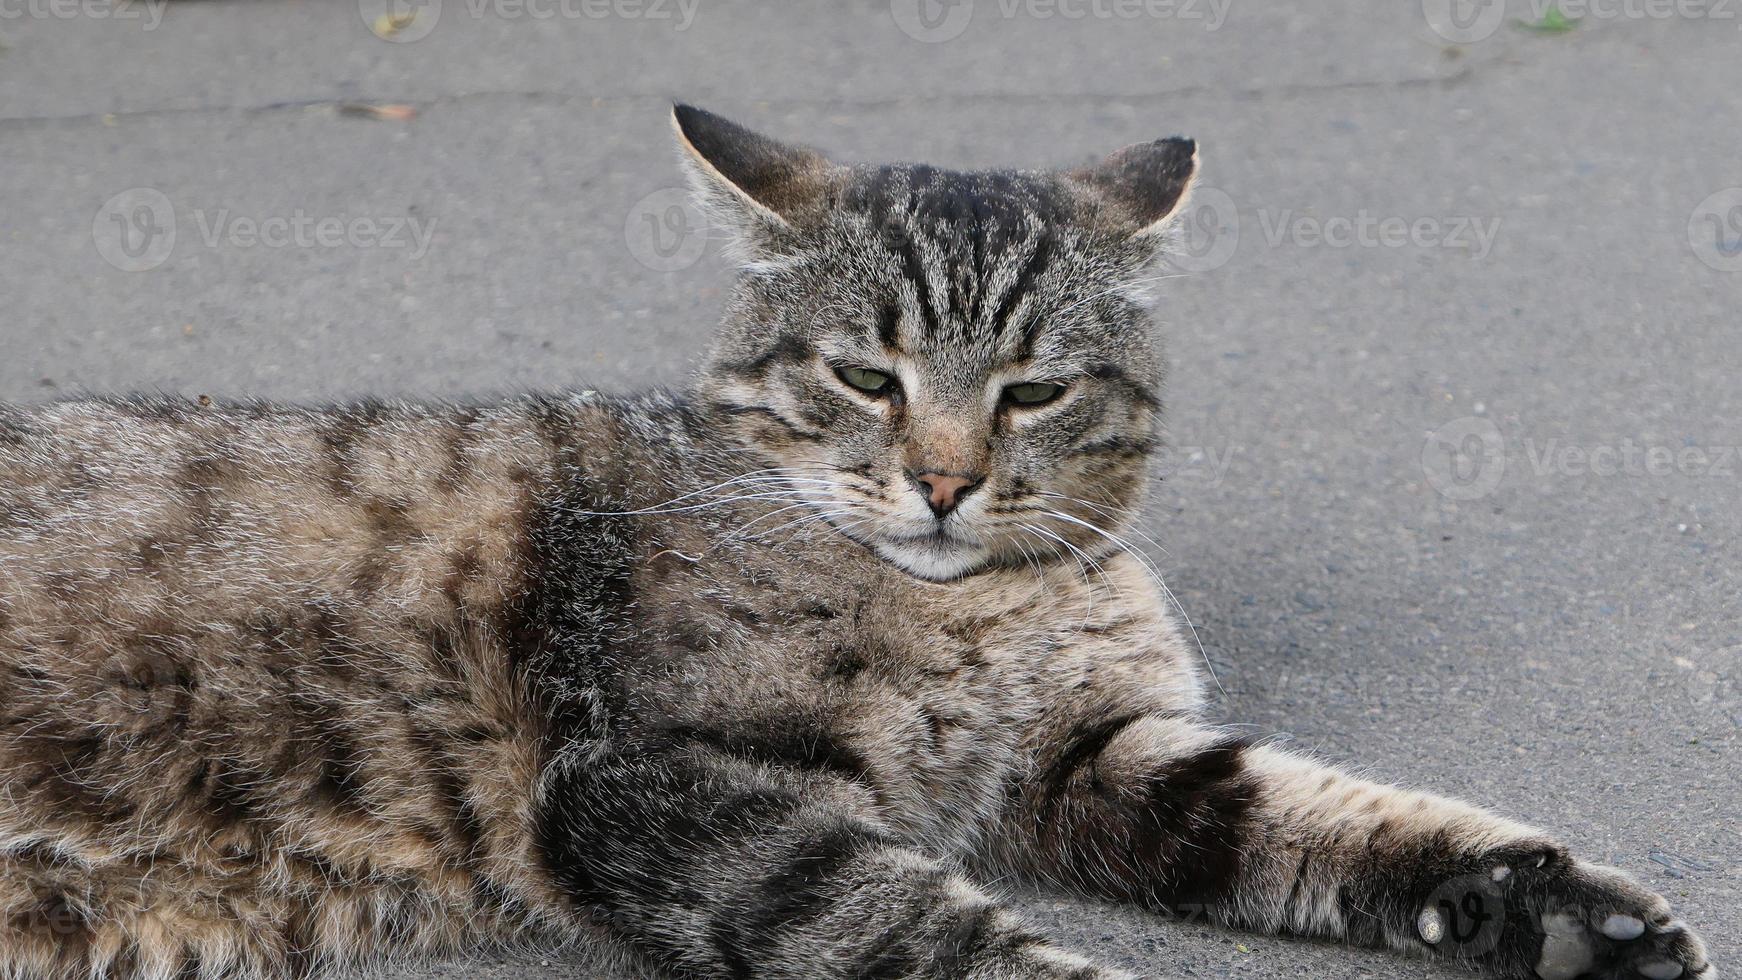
top-left (910, 471), bottom-right (983, 518)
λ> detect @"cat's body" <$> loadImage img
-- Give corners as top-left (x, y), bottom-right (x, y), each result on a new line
top-left (0, 108), bottom-right (1714, 980)
top-left (0, 392), bottom-right (1191, 976)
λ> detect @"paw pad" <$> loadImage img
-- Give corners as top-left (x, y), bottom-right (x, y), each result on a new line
top-left (1535, 911), bottom-right (1596, 980)
top-left (1417, 906), bottom-right (1446, 945)
top-left (1601, 914), bottom-right (1646, 941)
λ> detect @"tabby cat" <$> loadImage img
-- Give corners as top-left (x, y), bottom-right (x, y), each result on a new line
top-left (0, 106), bottom-right (1714, 980)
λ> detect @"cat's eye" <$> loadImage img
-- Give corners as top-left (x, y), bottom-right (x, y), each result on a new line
top-left (1004, 382), bottom-right (1066, 407)
top-left (836, 365), bottom-right (896, 396)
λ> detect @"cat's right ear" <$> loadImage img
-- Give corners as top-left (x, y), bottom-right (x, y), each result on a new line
top-left (1066, 136), bottom-right (1198, 243)
top-left (670, 104), bottom-right (838, 258)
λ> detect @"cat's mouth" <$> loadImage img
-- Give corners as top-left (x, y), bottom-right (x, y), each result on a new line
top-left (885, 525), bottom-right (968, 546)
top-left (867, 522), bottom-right (994, 582)
top-left (803, 483), bottom-right (999, 580)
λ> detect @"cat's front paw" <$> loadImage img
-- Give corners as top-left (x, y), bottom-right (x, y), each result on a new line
top-left (1417, 846), bottom-right (1715, 980)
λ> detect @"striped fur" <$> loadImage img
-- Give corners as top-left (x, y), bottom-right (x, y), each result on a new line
top-left (0, 108), bottom-right (1712, 980)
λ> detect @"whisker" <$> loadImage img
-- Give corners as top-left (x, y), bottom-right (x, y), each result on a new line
top-left (1037, 507), bottom-right (1224, 699)
top-left (1039, 490), bottom-right (1173, 560)
top-left (1020, 522), bottom-right (1110, 592)
top-left (730, 499), bottom-right (843, 541)
top-left (560, 466), bottom-right (831, 516)
top-left (1015, 522), bottom-right (1110, 626)
top-left (564, 488), bottom-right (818, 518)
top-left (765, 510), bottom-right (866, 543)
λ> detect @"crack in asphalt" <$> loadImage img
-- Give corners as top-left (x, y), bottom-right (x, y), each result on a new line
top-left (0, 63), bottom-right (1488, 131)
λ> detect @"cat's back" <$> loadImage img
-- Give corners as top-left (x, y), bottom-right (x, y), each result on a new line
top-left (0, 394), bottom-right (607, 969)
top-left (0, 395), bottom-right (562, 619)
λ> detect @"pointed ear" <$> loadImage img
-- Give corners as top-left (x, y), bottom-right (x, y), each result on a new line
top-left (1067, 136), bottom-right (1198, 240)
top-left (670, 104), bottom-right (837, 255)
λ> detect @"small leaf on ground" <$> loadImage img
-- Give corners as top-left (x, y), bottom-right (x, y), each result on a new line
top-left (1516, 5), bottom-right (1578, 33)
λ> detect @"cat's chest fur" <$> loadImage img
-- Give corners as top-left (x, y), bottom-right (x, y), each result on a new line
top-left (592, 514), bottom-right (1207, 852)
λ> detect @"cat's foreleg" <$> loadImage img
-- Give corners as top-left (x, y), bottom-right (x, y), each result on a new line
top-left (993, 713), bottom-right (1713, 980)
top-left (534, 745), bottom-right (1124, 979)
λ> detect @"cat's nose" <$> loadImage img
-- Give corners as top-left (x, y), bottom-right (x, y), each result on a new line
top-left (908, 471), bottom-right (983, 518)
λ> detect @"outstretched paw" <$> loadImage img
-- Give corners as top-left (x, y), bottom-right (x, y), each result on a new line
top-left (1416, 847), bottom-right (1715, 980)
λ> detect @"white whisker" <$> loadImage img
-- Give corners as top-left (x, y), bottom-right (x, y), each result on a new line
top-left (1037, 507), bottom-right (1224, 698)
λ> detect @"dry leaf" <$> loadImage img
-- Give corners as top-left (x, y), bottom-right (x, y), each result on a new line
top-left (371, 12), bottom-right (417, 38)
top-left (338, 103), bottom-right (419, 122)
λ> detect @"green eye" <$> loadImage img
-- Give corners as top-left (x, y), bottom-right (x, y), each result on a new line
top-left (1005, 382), bottom-right (1065, 406)
top-left (837, 365), bottom-right (896, 395)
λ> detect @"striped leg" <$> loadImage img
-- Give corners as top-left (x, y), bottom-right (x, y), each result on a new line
top-left (534, 746), bottom-right (1123, 980)
top-left (993, 713), bottom-right (1713, 980)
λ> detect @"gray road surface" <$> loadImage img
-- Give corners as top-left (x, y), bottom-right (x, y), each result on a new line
top-left (1, 1), bottom-right (1737, 976)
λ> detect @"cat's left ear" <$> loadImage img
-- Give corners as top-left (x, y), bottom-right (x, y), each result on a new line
top-left (670, 104), bottom-right (839, 256)
top-left (1066, 136), bottom-right (1198, 241)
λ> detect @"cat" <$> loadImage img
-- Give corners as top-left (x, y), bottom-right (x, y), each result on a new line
top-left (0, 104), bottom-right (1714, 980)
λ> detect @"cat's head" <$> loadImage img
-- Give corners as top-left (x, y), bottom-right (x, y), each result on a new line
top-left (679, 105), bottom-right (1195, 582)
